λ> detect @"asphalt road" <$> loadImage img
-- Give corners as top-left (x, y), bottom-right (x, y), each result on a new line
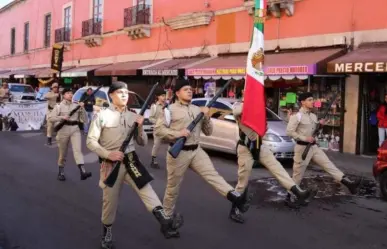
top-left (0, 131), bottom-right (386, 249)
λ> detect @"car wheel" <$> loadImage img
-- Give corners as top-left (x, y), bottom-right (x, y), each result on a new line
top-left (380, 171), bottom-right (387, 201)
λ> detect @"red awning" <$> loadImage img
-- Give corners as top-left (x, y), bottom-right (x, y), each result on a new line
top-left (141, 57), bottom-right (210, 76)
top-left (61, 64), bottom-right (110, 77)
top-left (94, 60), bottom-right (162, 76)
top-left (35, 66), bottom-right (76, 78)
top-left (327, 43), bottom-right (387, 73)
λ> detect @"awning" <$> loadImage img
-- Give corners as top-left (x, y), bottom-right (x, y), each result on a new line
top-left (0, 70), bottom-right (17, 78)
top-left (61, 64), bottom-right (110, 77)
top-left (13, 67), bottom-right (49, 78)
top-left (141, 57), bottom-right (211, 76)
top-left (327, 43), bottom-right (387, 74)
top-left (186, 48), bottom-right (345, 80)
top-left (186, 55), bottom-right (247, 80)
top-left (0, 70), bottom-right (10, 78)
top-left (35, 66), bottom-right (76, 78)
top-left (94, 60), bottom-right (163, 76)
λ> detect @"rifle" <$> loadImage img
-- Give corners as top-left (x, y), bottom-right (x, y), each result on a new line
top-left (54, 86), bottom-right (102, 132)
top-left (104, 82), bottom-right (159, 188)
top-left (301, 93), bottom-right (339, 160)
top-left (168, 79), bottom-right (233, 159)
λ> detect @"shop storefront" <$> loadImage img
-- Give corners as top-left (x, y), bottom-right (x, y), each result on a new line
top-left (327, 42), bottom-right (387, 155)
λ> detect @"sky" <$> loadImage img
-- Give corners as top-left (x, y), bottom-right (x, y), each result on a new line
top-left (0, 0), bottom-right (12, 8)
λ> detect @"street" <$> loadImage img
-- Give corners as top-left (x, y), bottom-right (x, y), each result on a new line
top-left (0, 131), bottom-right (386, 249)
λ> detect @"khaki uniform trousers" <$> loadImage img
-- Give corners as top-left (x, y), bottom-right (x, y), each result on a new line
top-left (56, 125), bottom-right (84, 166)
top-left (151, 132), bottom-right (162, 157)
top-left (99, 160), bottom-right (162, 225)
top-left (236, 144), bottom-right (295, 193)
top-left (46, 110), bottom-right (53, 138)
top-left (292, 144), bottom-right (344, 185)
top-left (164, 146), bottom-right (234, 217)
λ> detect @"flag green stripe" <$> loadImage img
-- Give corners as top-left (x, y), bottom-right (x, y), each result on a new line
top-left (255, 0), bottom-right (264, 33)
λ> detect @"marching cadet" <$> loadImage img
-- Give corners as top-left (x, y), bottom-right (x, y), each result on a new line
top-left (48, 88), bottom-right (92, 181)
top-left (149, 89), bottom-right (167, 169)
top-left (44, 82), bottom-right (61, 145)
top-left (231, 101), bottom-right (317, 223)
top-left (86, 82), bottom-right (183, 248)
top-left (154, 78), bottom-right (251, 226)
top-left (286, 92), bottom-right (361, 203)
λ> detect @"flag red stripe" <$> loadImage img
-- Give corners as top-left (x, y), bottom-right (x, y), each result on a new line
top-left (241, 74), bottom-right (266, 136)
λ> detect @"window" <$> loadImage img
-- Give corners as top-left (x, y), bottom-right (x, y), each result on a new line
top-left (191, 100), bottom-right (207, 107)
top-left (44, 14), bottom-right (51, 47)
top-left (210, 101), bottom-right (232, 119)
top-left (10, 28), bottom-right (15, 55)
top-left (266, 108), bottom-right (281, 121)
top-left (64, 6), bottom-right (71, 30)
top-left (24, 22), bottom-right (29, 52)
top-left (93, 0), bottom-right (103, 22)
top-left (9, 85), bottom-right (34, 93)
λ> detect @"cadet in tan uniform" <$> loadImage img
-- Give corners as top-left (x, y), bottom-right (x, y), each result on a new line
top-left (48, 88), bottom-right (92, 181)
top-left (149, 89), bottom-right (167, 169)
top-left (44, 82), bottom-right (61, 145)
top-left (86, 82), bottom-right (183, 248)
top-left (286, 92), bottom-right (361, 201)
top-left (231, 101), bottom-right (317, 223)
top-left (155, 79), bottom-right (251, 223)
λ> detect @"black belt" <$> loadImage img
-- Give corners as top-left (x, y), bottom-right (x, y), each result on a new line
top-left (64, 120), bottom-right (80, 126)
top-left (296, 141), bottom-right (316, 146)
top-left (169, 143), bottom-right (198, 151)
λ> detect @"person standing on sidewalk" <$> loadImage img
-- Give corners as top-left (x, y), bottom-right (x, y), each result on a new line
top-left (286, 92), bottom-right (361, 203)
top-left (80, 87), bottom-right (96, 135)
top-left (43, 82), bottom-right (61, 145)
top-left (48, 88), bottom-right (92, 181)
top-left (86, 82), bottom-right (183, 248)
top-left (154, 78), bottom-right (251, 227)
top-left (376, 93), bottom-right (387, 147)
top-left (149, 89), bottom-right (167, 169)
top-left (231, 101), bottom-right (316, 223)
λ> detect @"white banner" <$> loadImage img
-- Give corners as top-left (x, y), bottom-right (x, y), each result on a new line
top-left (0, 102), bottom-right (47, 131)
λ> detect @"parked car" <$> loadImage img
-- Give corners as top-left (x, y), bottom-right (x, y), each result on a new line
top-left (190, 97), bottom-right (295, 160)
top-left (373, 140), bottom-right (387, 201)
top-left (8, 83), bottom-right (36, 102)
top-left (72, 86), bottom-right (154, 134)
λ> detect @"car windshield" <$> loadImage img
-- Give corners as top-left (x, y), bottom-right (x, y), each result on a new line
top-left (9, 85), bottom-right (34, 93)
top-left (73, 89), bottom-right (109, 107)
top-left (266, 109), bottom-right (281, 121)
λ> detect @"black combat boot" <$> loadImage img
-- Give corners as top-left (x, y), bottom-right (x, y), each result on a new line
top-left (78, 164), bottom-right (92, 180)
top-left (226, 188), bottom-right (252, 213)
top-left (152, 206), bottom-right (184, 239)
top-left (57, 167), bottom-right (66, 181)
top-left (289, 185), bottom-right (318, 206)
top-left (150, 156), bottom-right (160, 169)
top-left (46, 137), bottom-right (52, 146)
top-left (341, 175), bottom-right (362, 194)
top-left (229, 204), bottom-right (245, 224)
top-left (101, 224), bottom-right (114, 249)
top-left (285, 193), bottom-right (300, 208)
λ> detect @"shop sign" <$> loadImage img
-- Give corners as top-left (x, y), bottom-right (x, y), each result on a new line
top-left (142, 69), bottom-right (178, 76)
top-left (264, 65), bottom-right (316, 75)
top-left (186, 68), bottom-right (246, 76)
top-left (327, 62), bottom-right (387, 73)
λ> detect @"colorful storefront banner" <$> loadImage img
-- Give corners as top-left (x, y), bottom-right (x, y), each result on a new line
top-left (0, 102), bottom-right (47, 131)
top-left (186, 64), bottom-right (316, 76)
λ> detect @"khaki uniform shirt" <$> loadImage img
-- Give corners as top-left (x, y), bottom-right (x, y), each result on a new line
top-left (44, 91), bottom-right (60, 110)
top-left (149, 102), bottom-right (164, 124)
top-left (154, 101), bottom-right (213, 145)
top-left (86, 106), bottom-right (148, 159)
top-left (48, 100), bottom-right (88, 125)
top-left (232, 102), bottom-right (259, 141)
top-left (0, 88), bottom-right (10, 102)
top-left (286, 107), bottom-right (318, 142)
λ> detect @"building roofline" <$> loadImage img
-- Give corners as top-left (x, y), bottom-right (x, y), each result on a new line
top-left (0, 0), bottom-right (25, 14)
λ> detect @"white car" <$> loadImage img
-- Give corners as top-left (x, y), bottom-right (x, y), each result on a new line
top-left (191, 97), bottom-right (295, 160)
top-left (8, 83), bottom-right (36, 102)
top-left (72, 86), bottom-right (154, 134)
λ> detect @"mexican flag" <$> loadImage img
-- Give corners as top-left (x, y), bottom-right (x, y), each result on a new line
top-left (241, 0), bottom-right (267, 136)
